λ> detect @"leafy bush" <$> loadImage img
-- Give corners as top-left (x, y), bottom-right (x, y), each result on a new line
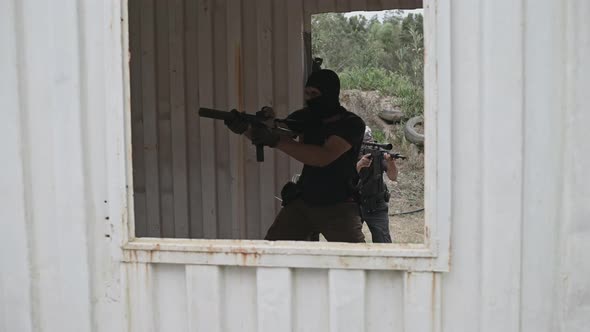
top-left (312, 11), bottom-right (424, 118)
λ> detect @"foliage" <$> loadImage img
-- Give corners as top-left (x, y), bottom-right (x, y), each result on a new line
top-left (372, 128), bottom-right (386, 143)
top-left (312, 11), bottom-right (424, 117)
top-left (340, 67), bottom-right (424, 119)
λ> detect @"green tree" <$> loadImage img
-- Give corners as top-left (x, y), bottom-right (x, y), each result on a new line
top-left (312, 11), bottom-right (425, 116)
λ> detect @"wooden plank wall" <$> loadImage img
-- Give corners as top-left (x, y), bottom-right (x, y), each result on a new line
top-left (129, 0), bottom-right (422, 239)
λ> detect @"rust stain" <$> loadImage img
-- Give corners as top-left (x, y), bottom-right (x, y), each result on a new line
top-left (337, 256), bottom-right (351, 268)
top-left (447, 241), bottom-right (452, 269)
top-left (228, 246), bottom-right (261, 265)
top-left (146, 244), bottom-right (161, 263)
top-left (124, 264), bottom-right (133, 332)
top-left (148, 250), bottom-right (154, 262)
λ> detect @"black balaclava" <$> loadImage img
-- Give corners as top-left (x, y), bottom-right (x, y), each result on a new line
top-left (305, 69), bottom-right (343, 118)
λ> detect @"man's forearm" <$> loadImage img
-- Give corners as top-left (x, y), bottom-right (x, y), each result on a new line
top-left (386, 165), bottom-right (398, 181)
top-left (276, 137), bottom-right (332, 167)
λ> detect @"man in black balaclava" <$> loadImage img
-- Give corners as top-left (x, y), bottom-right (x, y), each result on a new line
top-left (304, 68), bottom-right (343, 118)
top-left (224, 69), bottom-right (367, 243)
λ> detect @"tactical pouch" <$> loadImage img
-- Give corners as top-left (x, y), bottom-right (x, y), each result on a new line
top-left (384, 191), bottom-right (390, 203)
top-left (280, 181), bottom-right (301, 207)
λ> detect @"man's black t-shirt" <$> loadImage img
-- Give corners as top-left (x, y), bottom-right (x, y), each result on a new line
top-left (287, 108), bottom-right (366, 205)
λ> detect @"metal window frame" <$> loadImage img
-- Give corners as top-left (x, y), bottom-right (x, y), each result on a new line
top-left (118, 0), bottom-right (451, 272)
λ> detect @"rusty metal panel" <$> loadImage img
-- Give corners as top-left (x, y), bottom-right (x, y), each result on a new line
top-left (128, 0), bottom-right (302, 240)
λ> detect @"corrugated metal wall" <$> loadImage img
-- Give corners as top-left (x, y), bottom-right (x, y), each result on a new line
top-left (128, 0), bottom-right (423, 239)
top-left (441, 0), bottom-right (590, 331)
top-left (1, 0), bottom-right (126, 331)
top-left (124, 263), bottom-right (439, 332)
top-left (129, 0), bottom-right (307, 239)
top-left (2, 0), bottom-right (590, 332)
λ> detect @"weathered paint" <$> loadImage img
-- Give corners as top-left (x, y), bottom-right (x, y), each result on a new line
top-left (2, 0), bottom-right (590, 332)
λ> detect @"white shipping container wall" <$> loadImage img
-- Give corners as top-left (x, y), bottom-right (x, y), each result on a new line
top-left (1, 0), bottom-right (589, 332)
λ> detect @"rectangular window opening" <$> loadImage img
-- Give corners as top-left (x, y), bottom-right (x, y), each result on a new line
top-left (123, 0), bottom-right (449, 270)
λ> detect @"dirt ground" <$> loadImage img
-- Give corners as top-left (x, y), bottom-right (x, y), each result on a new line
top-left (341, 89), bottom-right (425, 244)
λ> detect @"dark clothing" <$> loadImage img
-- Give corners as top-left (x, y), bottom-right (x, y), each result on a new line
top-left (358, 153), bottom-right (390, 213)
top-left (358, 152), bottom-right (392, 243)
top-left (264, 199), bottom-right (365, 243)
top-left (287, 108), bottom-right (365, 206)
top-left (361, 208), bottom-right (392, 243)
top-left (266, 107), bottom-right (365, 242)
top-left (265, 70), bottom-right (365, 242)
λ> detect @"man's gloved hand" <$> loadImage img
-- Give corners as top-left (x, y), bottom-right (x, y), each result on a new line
top-left (256, 106), bottom-right (275, 119)
top-left (251, 124), bottom-right (280, 148)
top-left (224, 109), bottom-right (249, 134)
top-left (356, 153), bottom-right (373, 172)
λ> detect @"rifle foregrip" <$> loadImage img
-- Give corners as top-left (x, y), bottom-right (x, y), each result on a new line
top-left (198, 108), bottom-right (232, 120)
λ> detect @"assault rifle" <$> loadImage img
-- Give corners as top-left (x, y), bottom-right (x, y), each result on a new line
top-left (198, 107), bottom-right (302, 162)
top-left (361, 141), bottom-right (406, 160)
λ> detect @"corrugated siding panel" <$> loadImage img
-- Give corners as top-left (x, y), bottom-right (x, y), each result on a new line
top-left (440, 0), bottom-right (482, 330)
top-left (520, 0), bottom-right (566, 331)
top-left (0, 0), bottom-right (34, 330)
top-left (479, 0), bottom-right (524, 330)
top-left (4, 0), bottom-right (93, 330)
top-left (558, 2), bottom-right (590, 331)
top-left (1, 0), bottom-right (127, 331)
top-left (440, 1), bottom-right (590, 332)
top-left (126, 264), bottom-right (430, 332)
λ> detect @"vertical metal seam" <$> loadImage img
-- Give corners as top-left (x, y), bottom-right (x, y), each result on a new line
top-left (211, 0), bottom-right (220, 239)
top-left (240, 0), bottom-right (248, 239)
top-left (362, 270), bottom-right (368, 332)
top-left (518, 0), bottom-right (527, 330)
top-left (402, 271), bottom-right (407, 332)
top-left (553, 1), bottom-right (572, 331)
top-left (152, 0), bottom-right (163, 237)
top-left (182, 0), bottom-right (192, 237)
top-left (75, 0), bottom-right (97, 330)
top-left (439, 0), bottom-right (451, 328)
top-left (271, 0), bottom-right (280, 224)
top-left (13, 0), bottom-right (40, 330)
top-left (256, 0), bottom-right (263, 238)
top-left (167, 0), bottom-right (177, 237)
top-left (290, 268), bottom-right (296, 332)
top-left (476, 0), bottom-right (485, 329)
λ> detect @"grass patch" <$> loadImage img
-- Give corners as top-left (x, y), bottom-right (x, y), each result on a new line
top-left (339, 67), bottom-right (424, 119)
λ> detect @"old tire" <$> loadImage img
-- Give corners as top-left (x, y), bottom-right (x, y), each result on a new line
top-left (378, 109), bottom-right (404, 123)
top-left (404, 116), bottom-right (424, 145)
